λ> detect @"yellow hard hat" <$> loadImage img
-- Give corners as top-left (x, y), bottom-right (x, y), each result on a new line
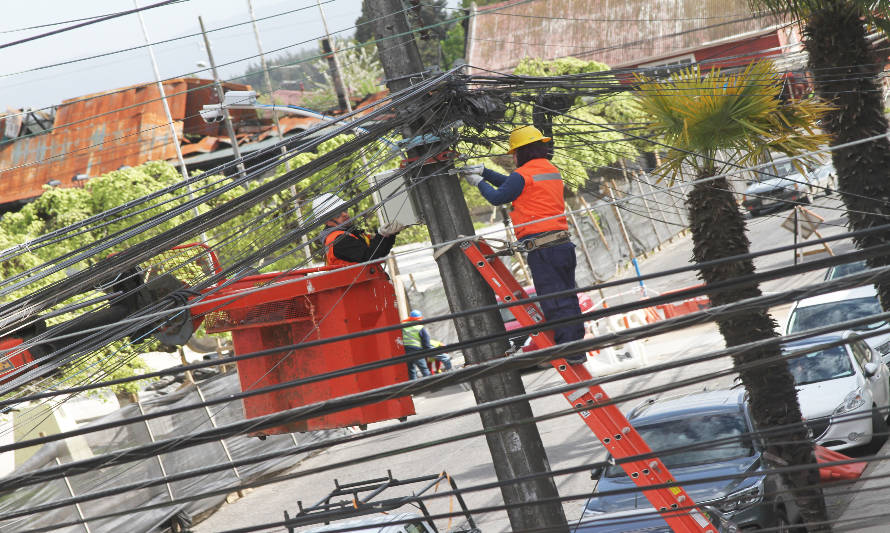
top-left (507, 125), bottom-right (551, 154)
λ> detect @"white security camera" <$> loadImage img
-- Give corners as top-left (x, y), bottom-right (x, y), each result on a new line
top-left (222, 90), bottom-right (257, 107)
top-left (200, 105), bottom-right (224, 123)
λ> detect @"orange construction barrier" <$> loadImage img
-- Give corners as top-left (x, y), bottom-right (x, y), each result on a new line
top-left (815, 445), bottom-right (867, 481)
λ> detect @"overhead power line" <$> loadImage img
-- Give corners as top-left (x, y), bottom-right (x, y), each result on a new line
top-left (0, 0), bottom-right (187, 50)
top-left (0, 0), bottom-right (337, 79)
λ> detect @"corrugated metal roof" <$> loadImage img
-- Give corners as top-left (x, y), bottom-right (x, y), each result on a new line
top-left (466, 0), bottom-right (784, 73)
top-left (0, 78), bottom-right (252, 205)
top-left (0, 83), bottom-right (395, 206)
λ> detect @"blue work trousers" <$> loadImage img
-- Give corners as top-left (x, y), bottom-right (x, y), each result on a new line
top-left (525, 241), bottom-right (586, 363)
top-left (405, 346), bottom-right (431, 379)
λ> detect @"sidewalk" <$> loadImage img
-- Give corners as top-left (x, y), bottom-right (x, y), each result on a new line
top-left (832, 437), bottom-right (890, 531)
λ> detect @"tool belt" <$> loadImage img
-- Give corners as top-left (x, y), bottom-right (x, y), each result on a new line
top-left (518, 230), bottom-right (570, 253)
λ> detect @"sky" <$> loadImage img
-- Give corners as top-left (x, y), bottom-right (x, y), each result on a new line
top-left (0, 0), bottom-right (427, 110)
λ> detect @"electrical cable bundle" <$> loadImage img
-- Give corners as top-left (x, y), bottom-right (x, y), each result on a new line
top-left (5, 5), bottom-right (890, 529)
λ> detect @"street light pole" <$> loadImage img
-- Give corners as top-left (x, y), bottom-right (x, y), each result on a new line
top-left (198, 16), bottom-right (247, 181)
top-left (133, 1), bottom-right (206, 242)
top-left (368, 2), bottom-right (568, 531)
top-left (245, 0), bottom-right (287, 149)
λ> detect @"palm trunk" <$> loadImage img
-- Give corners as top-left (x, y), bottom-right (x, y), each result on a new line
top-left (688, 174), bottom-right (830, 531)
top-left (806, 4), bottom-right (890, 310)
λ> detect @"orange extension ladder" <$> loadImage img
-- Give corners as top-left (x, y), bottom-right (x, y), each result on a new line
top-left (461, 238), bottom-right (716, 533)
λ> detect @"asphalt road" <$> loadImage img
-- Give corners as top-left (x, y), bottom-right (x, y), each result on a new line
top-left (194, 193), bottom-right (860, 533)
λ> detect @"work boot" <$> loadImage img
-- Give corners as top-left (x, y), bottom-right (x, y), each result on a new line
top-left (565, 354), bottom-right (587, 365)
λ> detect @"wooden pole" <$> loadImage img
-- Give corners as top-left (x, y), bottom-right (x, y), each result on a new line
top-left (623, 162), bottom-right (662, 243)
top-left (607, 180), bottom-right (637, 260)
top-left (566, 206), bottom-right (598, 286)
top-left (578, 195), bottom-right (610, 251)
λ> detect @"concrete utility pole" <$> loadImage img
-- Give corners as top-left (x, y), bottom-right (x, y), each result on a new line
top-left (368, 3), bottom-right (568, 531)
top-left (317, 0), bottom-right (352, 113)
top-left (321, 38), bottom-right (350, 113)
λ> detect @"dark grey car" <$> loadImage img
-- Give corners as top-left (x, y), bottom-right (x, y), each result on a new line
top-left (576, 389), bottom-right (799, 532)
top-left (742, 160), bottom-right (812, 217)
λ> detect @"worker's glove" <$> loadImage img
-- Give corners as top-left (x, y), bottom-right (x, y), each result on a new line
top-left (378, 221), bottom-right (407, 237)
top-left (455, 164), bottom-right (484, 176)
top-left (462, 173), bottom-right (483, 187)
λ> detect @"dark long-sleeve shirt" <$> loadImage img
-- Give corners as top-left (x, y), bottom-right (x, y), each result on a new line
top-left (478, 167), bottom-right (525, 205)
top-left (330, 227), bottom-right (396, 263)
top-left (418, 326), bottom-right (432, 350)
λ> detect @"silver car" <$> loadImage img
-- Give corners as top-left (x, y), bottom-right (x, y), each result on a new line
top-left (786, 284), bottom-right (890, 365)
top-left (742, 160), bottom-right (813, 216)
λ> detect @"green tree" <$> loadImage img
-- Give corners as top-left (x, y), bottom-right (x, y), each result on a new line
top-left (354, 0), bottom-right (375, 43)
top-left (441, 17), bottom-right (466, 68)
top-left (0, 163), bottom-right (298, 396)
top-left (459, 57), bottom-right (642, 190)
top-left (238, 47), bottom-right (327, 95)
top-left (0, 163), bottom-right (190, 396)
top-left (409, 0), bottom-right (451, 66)
top-left (749, 0), bottom-right (890, 313)
top-left (302, 39), bottom-right (384, 112)
top-left (634, 60), bottom-right (832, 530)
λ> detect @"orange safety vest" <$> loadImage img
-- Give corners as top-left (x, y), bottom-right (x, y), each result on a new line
top-left (511, 158), bottom-right (568, 239)
top-left (324, 229), bottom-right (372, 267)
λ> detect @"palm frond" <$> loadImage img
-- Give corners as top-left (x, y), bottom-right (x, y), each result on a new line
top-left (634, 60), bottom-right (831, 182)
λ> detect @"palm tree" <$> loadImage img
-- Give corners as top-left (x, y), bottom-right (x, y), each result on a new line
top-left (751, 0), bottom-right (890, 310)
top-left (634, 61), bottom-right (832, 531)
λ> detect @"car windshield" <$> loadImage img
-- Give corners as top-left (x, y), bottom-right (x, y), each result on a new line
top-left (786, 345), bottom-right (854, 385)
top-left (751, 160), bottom-right (799, 182)
top-left (788, 297), bottom-right (886, 332)
top-left (604, 412), bottom-right (753, 477)
top-left (825, 260), bottom-right (868, 280)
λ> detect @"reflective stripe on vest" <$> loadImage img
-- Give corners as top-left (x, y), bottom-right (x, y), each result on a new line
top-left (511, 159), bottom-right (568, 239)
top-left (324, 230), bottom-right (371, 267)
top-left (402, 323), bottom-right (424, 348)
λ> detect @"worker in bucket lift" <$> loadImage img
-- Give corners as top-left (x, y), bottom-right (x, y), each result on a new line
top-left (456, 125), bottom-right (587, 364)
top-left (313, 193), bottom-right (405, 267)
top-left (401, 309), bottom-right (451, 379)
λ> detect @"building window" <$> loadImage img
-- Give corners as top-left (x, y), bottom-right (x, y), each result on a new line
top-left (640, 55), bottom-right (696, 80)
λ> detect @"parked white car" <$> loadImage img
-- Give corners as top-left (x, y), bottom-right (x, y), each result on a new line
top-left (786, 285), bottom-right (890, 365)
top-left (785, 332), bottom-right (890, 451)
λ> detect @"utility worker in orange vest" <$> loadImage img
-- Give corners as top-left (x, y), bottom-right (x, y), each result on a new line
top-left (313, 193), bottom-right (405, 267)
top-left (457, 125), bottom-right (586, 364)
